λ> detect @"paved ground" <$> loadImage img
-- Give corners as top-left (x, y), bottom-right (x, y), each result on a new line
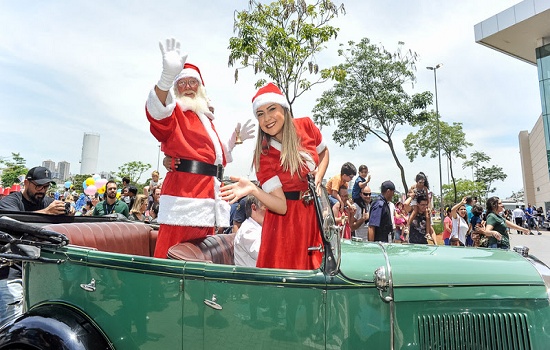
top-left (509, 229), bottom-right (550, 266)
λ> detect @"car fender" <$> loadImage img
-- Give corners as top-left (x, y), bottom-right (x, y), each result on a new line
top-left (0, 303), bottom-right (113, 350)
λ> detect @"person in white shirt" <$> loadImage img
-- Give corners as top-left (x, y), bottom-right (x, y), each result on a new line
top-left (234, 195), bottom-right (267, 267)
top-left (351, 186), bottom-right (372, 240)
top-left (512, 205), bottom-right (525, 234)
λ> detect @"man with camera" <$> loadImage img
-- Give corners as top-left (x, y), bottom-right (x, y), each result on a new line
top-left (0, 166), bottom-right (73, 215)
top-left (0, 166), bottom-right (74, 327)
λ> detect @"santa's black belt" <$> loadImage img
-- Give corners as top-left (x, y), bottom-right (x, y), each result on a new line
top-left (175, 159), bottom-right (224, 181)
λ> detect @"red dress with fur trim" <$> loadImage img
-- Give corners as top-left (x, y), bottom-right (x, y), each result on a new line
top-left (255, 117), bottom-right (326, 270)
top-left (146, 90), bottom-right (230, 258)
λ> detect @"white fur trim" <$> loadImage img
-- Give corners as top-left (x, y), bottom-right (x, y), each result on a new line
top-left (174, 68), bottom-right (202, 85)
top-left (214, 177), bottom-right (231, 227)
top-left (316, 140), bottom-right (327, 155)
top-left (158, 190), bottom-right (230, 227)
top-left (252, 92), bottom-right (290, 117)
top-left (222, 142), bottom-right (233, 163)
top-left (158, 195), bottom-right (215, 226)
top-left (262, 176), bottom-right (282, 193)
top-left (196, 112), bottom-right (224, 166)
top-left (269, 138), bottom-right (282, 152)
top-left (146, 88), bottom-right (176, 120)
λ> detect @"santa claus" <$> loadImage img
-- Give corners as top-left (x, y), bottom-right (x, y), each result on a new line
top-left (145, 38), bottom-right (254, 258)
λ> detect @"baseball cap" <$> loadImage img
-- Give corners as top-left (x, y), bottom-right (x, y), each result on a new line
top-left (26, 166), bottom-right (53, 185)
top-left (381, 180), bottom-right (395, 192)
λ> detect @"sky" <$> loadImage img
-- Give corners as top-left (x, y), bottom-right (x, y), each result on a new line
top-left (0, 0), bottom-right (542, 199)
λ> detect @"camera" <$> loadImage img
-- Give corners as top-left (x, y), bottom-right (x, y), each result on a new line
top-left (64, 202), bottom-right (71, 215)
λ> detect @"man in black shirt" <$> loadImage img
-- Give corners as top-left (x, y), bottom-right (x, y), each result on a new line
top-left (368, 180), bottom-right (395, 242)
top-left (0, 166), bottom-right (71, 326)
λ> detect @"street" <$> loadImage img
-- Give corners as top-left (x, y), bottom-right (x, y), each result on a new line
top-left (509, 230), bottom-right (550, 266)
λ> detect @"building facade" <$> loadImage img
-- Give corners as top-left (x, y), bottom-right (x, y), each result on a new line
top-left (475, 0), bottom-right (550, 209)
top-left (57, 161), bottom-right (70, 181)
top-left (80, 132), bottom-right (100, 175)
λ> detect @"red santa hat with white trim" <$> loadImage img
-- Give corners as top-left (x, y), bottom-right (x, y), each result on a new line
top-left (251, 83), bottom-right (290, 117)
top-left (174, 63), bottom-right (205, 86)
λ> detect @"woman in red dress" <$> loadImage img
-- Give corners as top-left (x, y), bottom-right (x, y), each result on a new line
top-left (221, 83), bottom-right (329, 270)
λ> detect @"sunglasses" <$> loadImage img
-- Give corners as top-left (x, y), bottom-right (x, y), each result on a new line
top-left (30, 181), bottom-right (50, 191)
top-left (361, 192), bottom-right (371, 196)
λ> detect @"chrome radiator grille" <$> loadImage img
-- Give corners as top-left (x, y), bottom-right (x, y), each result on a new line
top-left (417, 312), bottom-right (532, 350)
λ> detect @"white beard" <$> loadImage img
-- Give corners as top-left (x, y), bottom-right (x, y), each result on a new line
top-left (175, 86), bottom-right (210, 115)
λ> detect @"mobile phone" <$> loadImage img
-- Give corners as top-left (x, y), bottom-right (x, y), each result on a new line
top-left (64, 202), bottom-right (71, 215)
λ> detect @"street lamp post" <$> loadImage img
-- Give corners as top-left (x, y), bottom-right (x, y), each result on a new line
top-left (426, 64), bottom-right (443, 220)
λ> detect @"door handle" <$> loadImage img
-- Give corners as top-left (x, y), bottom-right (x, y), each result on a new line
top-left (80, 278), bottom-right (96, 292)
top-left (204, 294), bottom-right (222, 310)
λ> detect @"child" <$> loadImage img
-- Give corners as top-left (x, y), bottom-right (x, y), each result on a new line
top-left (469, 204), bottom-right (484, 247)
top-left (352, 165), bottom-right (371, 206)
top-left (404, 172), bottom-right (430, 214)
top-left (326, 162), bottom-right (357, 209)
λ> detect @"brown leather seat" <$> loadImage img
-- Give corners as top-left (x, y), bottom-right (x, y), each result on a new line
top-left (167, 233), bottom-right (235, 265)
top-left (43, 222), bottom-right (154, 257)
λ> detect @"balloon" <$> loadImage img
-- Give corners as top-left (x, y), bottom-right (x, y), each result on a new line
top-left (95, 178), bottom-right (108, 188)
top-left (85, 177), bottom-right (95, 186)
top-left (84, 185), bottom-right (97, 196)
top-left (92, 174), bottom-right (101, 181)
top-left (116, 192), bottom-right (121, 199)
top-left (64, 181), bottom-right (72, 188)
top-left (97, 186), bottom-right (106, 195)
top-left (82, 180), bottom-right (88, 189)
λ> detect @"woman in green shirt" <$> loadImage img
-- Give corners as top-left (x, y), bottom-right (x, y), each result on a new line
top-left (484, 196), bottom-right (529, 249)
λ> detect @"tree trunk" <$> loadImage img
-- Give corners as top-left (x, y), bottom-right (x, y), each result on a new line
top-left (387, 138), bottom-right (409, 194)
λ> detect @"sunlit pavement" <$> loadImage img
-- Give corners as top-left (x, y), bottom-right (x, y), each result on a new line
top-left (509, 229), bottom-right (550, 266)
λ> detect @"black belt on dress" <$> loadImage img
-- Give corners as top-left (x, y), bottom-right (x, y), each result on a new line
top-left (175, 159), bottom-right (224, 182)
top-left (284, 191), bottom-right (301, 200)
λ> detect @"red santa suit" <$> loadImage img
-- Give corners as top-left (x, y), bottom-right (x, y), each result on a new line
top-left (255, 117), bottom-right (326, 270)
top-left (145, 71), bottom-right (231, 258)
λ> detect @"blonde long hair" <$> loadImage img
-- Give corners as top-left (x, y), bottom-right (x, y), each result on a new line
top-left (253, 108), bottom-right (309, 176)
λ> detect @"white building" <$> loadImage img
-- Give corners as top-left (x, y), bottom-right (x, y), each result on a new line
top-left (475, 0), bottom-right (550, 209)
top-left (80, 132), bottom-right (100, 175)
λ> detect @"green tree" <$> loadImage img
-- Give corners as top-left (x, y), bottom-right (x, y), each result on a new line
top-left (476, 165), bottom-right (507, 201)
top-left (0, 153), bottom-right (27, 187)
top-left (442, 178), bottom-right (485, 207)
top-left (228, 0), bottom-right (346, 113)
top-left (313, 38), bottom-right (432, 192)
top-left (462, 151), bottom-right (490, 181)
top-left (403, 112), bottom-right (472, 203)
top-left (115, 161), bottom-right (151, 184)
top-left (71, 174), bottom-right (92, 193)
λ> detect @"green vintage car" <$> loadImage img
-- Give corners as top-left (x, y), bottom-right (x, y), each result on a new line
top-left (1, 186), bottom-right (550, 349)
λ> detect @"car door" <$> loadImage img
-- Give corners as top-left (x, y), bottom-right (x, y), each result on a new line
top-left (202, 263), bottom-right (327, 349)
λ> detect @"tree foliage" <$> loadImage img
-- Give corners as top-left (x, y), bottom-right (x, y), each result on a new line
top-left (228, 0), bottom-right (346, 112)
top-left (0, 153), bottom-right (27, 188)
top-left (71, 174), bottom-right (92, 193)
top-left (442, 178), bottom-right (485, 207)
top-left (476, 165), bottom-right (507, 200)
top-left (313, 38), bottom-right (432, 191)
top-left (462, 151), bottom-right (507, 201)
top-left (462, 151), bottom-right (490, 181)
top-left (403, 112), bottom-right (472, 203)
top-left (115, 161), bottom-right (151, 184)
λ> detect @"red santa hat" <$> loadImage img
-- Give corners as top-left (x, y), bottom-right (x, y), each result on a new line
top-left (174, 63), bottom-right (205, 86)
top-left (251, 83), bottom-right (290, 116)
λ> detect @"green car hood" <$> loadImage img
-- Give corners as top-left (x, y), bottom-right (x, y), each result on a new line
top-left (340, 242), bottom-right (544, 287)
